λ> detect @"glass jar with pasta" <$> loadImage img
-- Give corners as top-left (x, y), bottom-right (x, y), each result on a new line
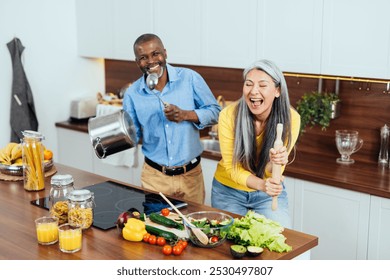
top-left (67, 189), bottom-right (94, 229)
top-left (49, 174), bottom-right (75, 225)
top-left (22, 130), bottom-right (45, 191)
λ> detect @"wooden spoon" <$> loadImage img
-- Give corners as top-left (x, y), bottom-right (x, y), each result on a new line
top-left (159, 192), bottom-right (209, 245)
top-left (271, 123), bottom-right (283, 211)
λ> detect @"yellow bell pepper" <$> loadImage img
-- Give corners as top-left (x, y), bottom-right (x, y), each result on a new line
top-left (122, 218), bottom-right (147, 242)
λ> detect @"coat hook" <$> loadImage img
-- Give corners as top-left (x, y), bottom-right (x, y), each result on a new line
top-left (366, 82), bottom-right (371, 91)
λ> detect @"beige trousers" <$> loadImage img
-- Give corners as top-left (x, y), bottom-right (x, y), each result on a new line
top-left (141, 162), bottom-right (205, 205)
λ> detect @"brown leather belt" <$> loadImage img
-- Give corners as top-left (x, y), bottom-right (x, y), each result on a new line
top-left (145, 156), bottom-right (201, 176)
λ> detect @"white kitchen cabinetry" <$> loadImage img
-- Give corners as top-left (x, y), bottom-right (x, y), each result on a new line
top-left (76, 0), bottom-right (153, 60)
top-left (56, 127), bottom-right (95, 173)
top-left (368, 195), bottom-right (390, 259)
top-left (75, 0), bottom-right (114, 58)
top-left (199, 0), bottom-right (258, 69)
top-left (257, 0), bottom-right (323, 74)
top-left (321, 0), bottom-right (390, 78)
top-left (111, 0), bottom-right (154, 60)
top-left (76, 0), bottom-right (390, 78)
top-left (153, 0), bottom-right (202, 66)
top-left (293, 178), bottom-right (370, 260)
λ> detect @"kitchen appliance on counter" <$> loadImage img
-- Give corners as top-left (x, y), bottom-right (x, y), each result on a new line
top-left (70, 97), bottom-right (98, 121)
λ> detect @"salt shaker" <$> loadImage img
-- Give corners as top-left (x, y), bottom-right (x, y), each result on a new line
top-left (378, 124), bottom-right (389, 166)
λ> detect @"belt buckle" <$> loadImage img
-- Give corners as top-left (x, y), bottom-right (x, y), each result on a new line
top-left (162, 165), bottom-right (186, 175)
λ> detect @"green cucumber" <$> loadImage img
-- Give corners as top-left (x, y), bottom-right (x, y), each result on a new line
top-left (145, 225), bottom-right (178, 241)
top-left (149, 212), bottom-right (184, 230)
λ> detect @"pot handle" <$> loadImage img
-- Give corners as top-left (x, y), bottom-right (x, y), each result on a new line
top-left (94, 137), bottom-right (106, 159)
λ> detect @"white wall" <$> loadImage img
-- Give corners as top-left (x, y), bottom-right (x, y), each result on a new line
top-left (0, 0), bottom-right (104, 157)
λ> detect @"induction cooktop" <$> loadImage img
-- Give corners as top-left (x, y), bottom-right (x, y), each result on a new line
top-left (31, 180), bottom-right (187, 230)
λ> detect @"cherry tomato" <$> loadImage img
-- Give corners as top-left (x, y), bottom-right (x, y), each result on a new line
top-left (210, 236), bottom-right (219, 243)
top-left (172, 244), bottom-right (183, 255)
top-left (143, 233), bottom-right (151, 243)
top-left (162, 245), bottom-right (172, 255)
top-left (177, 240), bottom-right (188, 249)
top-left (161, 208), bottom-right (170, 217)
top-left (148, 235), bottom-right (157, 245)
top-left (156, 236), bottom-right (166, 246)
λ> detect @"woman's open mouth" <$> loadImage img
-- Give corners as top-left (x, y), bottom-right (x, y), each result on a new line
top-left (250, 98), bottom-right (264, 107)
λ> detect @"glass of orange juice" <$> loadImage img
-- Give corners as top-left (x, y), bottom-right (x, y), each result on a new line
top-left (58, 223), bottom-right (82, 253)
top-left (35, 216), bottom-right (59, 245)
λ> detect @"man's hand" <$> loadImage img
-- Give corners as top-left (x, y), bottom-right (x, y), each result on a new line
top-left (164, 104), bottom-right (185, 123)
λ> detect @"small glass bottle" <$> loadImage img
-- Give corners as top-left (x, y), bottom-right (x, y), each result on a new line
top-left (49, 174), bottom-right (75, 225)
top-left (22, 130), bottom-right (45, 191)
top-left (67, 189), bottom-right (94, 229)
top-left (378, 124), bottom-right (389, 166)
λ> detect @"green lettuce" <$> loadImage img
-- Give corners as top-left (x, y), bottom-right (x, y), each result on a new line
top-left (227, 210), bottom-right (292, 253)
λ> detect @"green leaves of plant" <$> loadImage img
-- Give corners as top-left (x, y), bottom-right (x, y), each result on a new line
top-left (296, 91), bottom-right (340, 133)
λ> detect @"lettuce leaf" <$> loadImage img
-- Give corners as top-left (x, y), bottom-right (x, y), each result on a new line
top-left (227, 210), bottom-right (292, 253)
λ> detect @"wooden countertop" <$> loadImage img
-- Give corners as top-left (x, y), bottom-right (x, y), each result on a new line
top-left (0, 163), bottom-right (317, 260)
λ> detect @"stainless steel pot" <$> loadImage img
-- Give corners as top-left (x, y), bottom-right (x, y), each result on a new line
top-left (88, 110), bottom-right (136, 159)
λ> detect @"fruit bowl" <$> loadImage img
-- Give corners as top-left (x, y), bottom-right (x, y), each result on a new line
top-left (0, 159), bottom-right (53, 176)
top-left (183, 211), bottom-right (234, 248)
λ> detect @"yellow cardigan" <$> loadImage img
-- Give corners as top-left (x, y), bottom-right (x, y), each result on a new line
top-left (214, 102), bottom-right (301, 192)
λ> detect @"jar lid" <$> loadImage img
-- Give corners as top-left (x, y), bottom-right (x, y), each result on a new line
top-left (22, 130), bottom-right (44, 140)
top-left (51, 174), bottom-right (74, 186)
top-left (67, 189), bottom-right (93, 201)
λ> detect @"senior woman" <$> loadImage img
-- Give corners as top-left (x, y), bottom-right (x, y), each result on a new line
top-left (211, 59), bottom-right (300, 228)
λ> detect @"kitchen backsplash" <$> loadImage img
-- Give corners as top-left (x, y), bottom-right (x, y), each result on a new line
top-left (105, 59), bottom-right (390, 165)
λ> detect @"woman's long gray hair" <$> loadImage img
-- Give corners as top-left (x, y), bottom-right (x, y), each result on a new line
top-left (233, 59), bottom-right (292, 178)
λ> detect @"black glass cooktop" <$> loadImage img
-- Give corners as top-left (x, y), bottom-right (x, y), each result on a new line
top-left (31, 180), bottom-right (187, 230)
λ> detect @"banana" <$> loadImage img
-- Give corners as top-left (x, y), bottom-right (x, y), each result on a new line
top-left (11, 144), bottom-right (22, 161)
top-left (0, 148), bottom-right (7, 164)
top-left (0, 142), bottom-right (22, 165)
top-left (5, 143), bottom-right (17, 156)
top-left (0, 147), bottom-right (11, 165)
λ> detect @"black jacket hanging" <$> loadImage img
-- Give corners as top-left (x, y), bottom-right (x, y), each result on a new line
top-left (7, 37), bottom-right (39, 142)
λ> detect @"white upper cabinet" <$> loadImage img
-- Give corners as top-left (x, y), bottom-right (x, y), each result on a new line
top-left (199, 0), bottom-right (258, 68)
top-left (257, 0), bottom-right (323, 73)
top-left (153, 0), bottom-right (203, 65)
top-left (321, 0), bottom-right (390, 78)
top-left (112, 0), bottom-right (154, 60)
top-left (76, 0), bottom-right (114, 58)
top-left (76, 0), bottom-right (390, 78)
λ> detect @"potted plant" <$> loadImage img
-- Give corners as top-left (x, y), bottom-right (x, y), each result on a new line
top-left (296, 91), bottom-right (340, 134)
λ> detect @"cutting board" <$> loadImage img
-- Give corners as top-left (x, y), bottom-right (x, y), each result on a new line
top-left (145, 213), bottom-right (189, 239)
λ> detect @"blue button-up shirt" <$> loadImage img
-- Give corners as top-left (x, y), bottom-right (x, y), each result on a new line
top-left (123, 64), bottom-right (221, 167)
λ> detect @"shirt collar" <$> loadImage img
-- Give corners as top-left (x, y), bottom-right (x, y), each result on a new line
top-left (139, 63), bottom-right (178, 93)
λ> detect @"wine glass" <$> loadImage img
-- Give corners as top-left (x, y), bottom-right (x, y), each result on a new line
top-left (335, 130), bottom-right (363, 164)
